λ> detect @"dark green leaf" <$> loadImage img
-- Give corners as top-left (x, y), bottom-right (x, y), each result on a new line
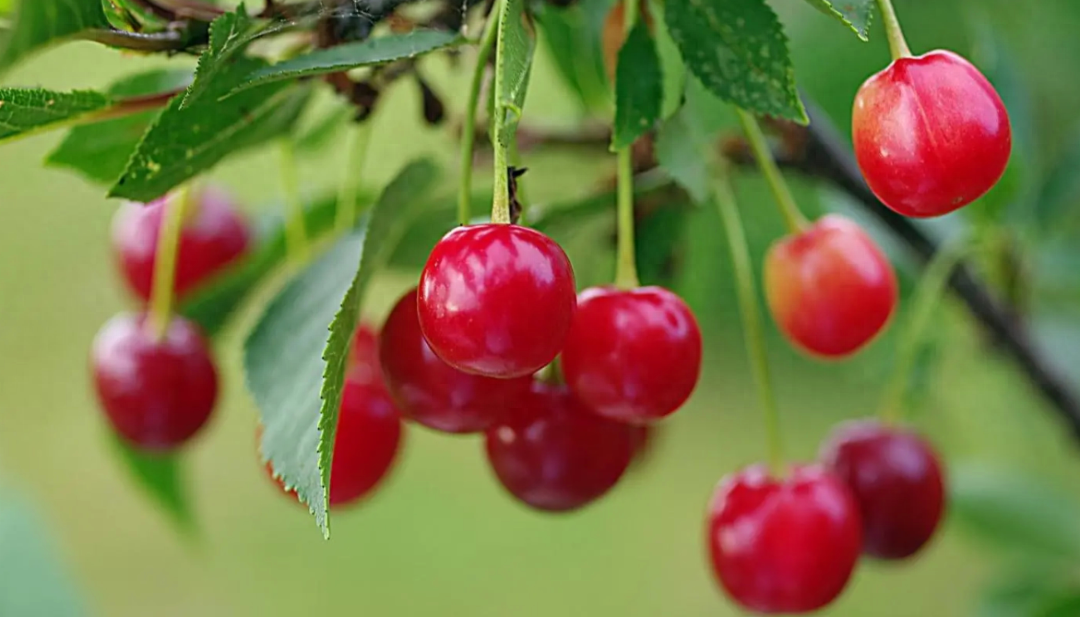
top-left (182, 7), bottom-right (256, 107)
top-left (0, 0), bottom-right (110, 71)
top-left (649, 0), bottom-right (687, 120)
top-left (246, 159), bottom-right (439, 535)
top-left (231, 30), bottom-right (463, 94)
top-left (533, 3), bottom-right (609, 113)
top-left (111, 436), bottom-right (194, 533)
top-left (978, 569), bottom-right (1080, 617)
top-left (0, 88), bottom-right (109, 142)
top-left (493, 0), bottom-right (535, 150)
top-left (1034, 127), bottom-right (1080, 234)
top-left (636, 200), bottom-right (689, 286)
top-left (612, 20), bottom-right (663, 150)
top-left (665, 0), bottom-right (805, 122)
top-left (802, 0), bottom-right (874, 40)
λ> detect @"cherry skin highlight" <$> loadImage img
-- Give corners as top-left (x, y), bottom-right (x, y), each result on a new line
top-left (417, 224), bottom-right (577, 379)
top-left (561, 286), bottom-right (702, 423)
top-left (853, 50), bottom-right (1012, 218)
top-left (821, 419), bottom-right (946, 560)
top-left (485, 381), bottom-right (635, 512)
top-left (112, 185), bottom-right (251, 302)
top-left (91, 312), bottom-right (218, 452)
top-left (707, 464), bottom-right (862, 614)
top-left (764, 215), bottom-right (898, 358)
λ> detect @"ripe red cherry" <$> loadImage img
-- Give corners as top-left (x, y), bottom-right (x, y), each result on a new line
top-left (485, 382), bottom-right (635, 512)
top-left (853, 50), bottom-right (1012, 218)
top-left (112, 185), bottom-right (251, 302)
top-left (379, 288), bottom-right (531, 434)
top-left (417, 224), bottom-right (576, 379)
top-left (707, 464), bottom-right (862, 614)
top-left (91, 313), bottom-right (218, 452)
top-left (820, 419), bottom-right (946, 560)
top-left (561, 286), bottom-right (702, 422)
top-left (764, 215), bottom-right (898, 358)
top-left (347, 323), bottom-right (381, 386)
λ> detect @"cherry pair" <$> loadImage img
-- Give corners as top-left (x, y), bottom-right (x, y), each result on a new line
top-left (707, 420), bottom-right (945, 613)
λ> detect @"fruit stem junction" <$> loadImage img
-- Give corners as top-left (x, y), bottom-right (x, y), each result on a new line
top-left (735, 108), bottom-right (809, 235)
top-left (614, 0), bottom-right (641, 290)
top-left (875, 0), bottom-right (913, 60)
top-left (148, 185), bottom-right (191, 342)
top-left (459, 7), bottom-right (501, 226)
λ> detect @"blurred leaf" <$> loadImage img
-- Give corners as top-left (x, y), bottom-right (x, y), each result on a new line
top-left (664, 0), bottom-right (805, 122)
top-left (111, 436), bottom-right (194, 533)
top-left (636, 201), bottom-right (689, 286)
top-left (245, 159), bottom-right (438, 536)
top-left (655, 80), bottom-right (731, 203)
top-left (534, 2), bottom-right (610, 114)
top-left (801, 0), bottom-right (874, 40)
top-left (648, 0), bottom-right (686, 120)
top-left (0, 0), bottom-right (110, 71)
top-left (295, 103), bottom-right (353, 153)
top-left (231, 30), bottom-right (463, 94)
top-left (1033, 126), bottom-right (1080, 235)
top-left (46, 68), bottom-right (193, 185)
top-left (493, 0), bottom-right (535, 149)
top-left (0, 88), bottom-right (110, 142)
top-left (109, 56), bottom-right (312, 202)
top-left (181, 6), bottom-right (257, 107)
top-left (950, 464), bottom-right (1080, 561)
top-left (611, 20), bottom-right (663, 150)
top-left (978, 568), bottom-right (1080, 617)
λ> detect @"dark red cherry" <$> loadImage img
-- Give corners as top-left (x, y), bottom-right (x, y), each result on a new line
top-left (820, 419), bottom-right (946, 560)
top-left (112, 185), bottom-right (251, 302)
top-left (853, 50), bottom-right (1012, 218)
top-left (764, 215), bottom-right (898, 358)
top-left (707, 464), bottom-right (862, 614)
top-left (417, 224), bottom-right (576, 379)
top-left (380, 288), bottom-right (531, 434)
top-left (485, 382), bottom-right (635, 512)
top-left (561, 286), bottom-right (702, 422)
top-left (91, 313), bottom-right (218, 452)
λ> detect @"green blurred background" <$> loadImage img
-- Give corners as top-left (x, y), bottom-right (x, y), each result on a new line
top-left (2, 0), bottom-right (1080, 615)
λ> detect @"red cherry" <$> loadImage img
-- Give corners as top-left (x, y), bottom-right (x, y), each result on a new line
top-left (707, 464), bottom-right (862, 614)
top-left (485, 382), bottom-right (635, 512)
top-left (764, 215), bottom-right (898, 358)
top-left (417, 224), bottom-right (576, 379)
top-left (91, 313), bottom-right (218, 452)
top-left (112, 185), bottom-right (251, 302)
top-left (820, 419), bottom-right (946, 560)
top-left (561, 286), bottom-right (702, 422)
top-left (346, 323), bottom-right (381, 386)
top-left (853, 50), bottom-right (1012, 218)
top-left (379, 288), bottom-right (531, 434)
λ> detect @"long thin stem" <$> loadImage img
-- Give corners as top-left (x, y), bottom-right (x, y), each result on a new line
top-left (336, 122), bottom-right (372, 233)
top-left (490, 0), bottom-right (512, 225)
top-left (875, 0), bottom-right (913, 59)
top-left (459, 8), bottom-right (500, 226)
top-left (279, 138), bottom-right (309, 264)
top-left (148, 186), bottom-right (192, 342)
top-left (735, 108), bottom-right (809, 234)
top-left (613, 0), bottom-right (640, 289)
top-left (713, 173), bottom-right (785, 476)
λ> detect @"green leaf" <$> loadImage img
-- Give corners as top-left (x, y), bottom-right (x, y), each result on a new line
top-left (801, 0), bottom-right (874, 40)
top-left (245, 159), bottom-right (439, 535)
top-left (655, 79), bottom-right (732, 203)
top-left (109, 56), bottom-right (312, 202)
top-left (1034, 127), bottom-right (1080, 234)
top-left (295, 103), bottom-right (353, 153)
top-left (494, 0), bottom-right (535, 148)
top-left (533, 3), bottom-right (610, 113)
top-left (664, 0), bottom-right (805, 122)
top-left (649, 0), bottom-right (687, 120)
top-left (182, 6), bottom-right (256, 108)
top-left (230, 30), bottom-right (463, 95)
top-left (0, 0), bottom-right (110, 71)
top-left (46, 69), bottom-right (192, 185)
top-left (611, 20), bottom-right (663, 150)
top-left (0, 88), bottom-right (110, 142)
top-left (111, 436), bottom-right (194, 533)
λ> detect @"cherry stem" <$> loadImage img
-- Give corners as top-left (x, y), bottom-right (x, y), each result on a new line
top-left (336, 121), bottom-right (372, 233)
top-left (735, 108), bottom-right (809, 235)
top-left (490, 0), bottom-right (513, 225)
top-left (279, 138), bottom-right (309, 264)
top-left (880, 236), bottom-right (973, 423)
top-left (459, 7), bottom-right (500, 226)
top-left (613, 0), bottom-right (640, 290)
top-left (148, 185), bottom-right (192, 343)
top-left (713, 172), bottom-right (785, 476)
top-left (876, 0), bottom-right (913, 60)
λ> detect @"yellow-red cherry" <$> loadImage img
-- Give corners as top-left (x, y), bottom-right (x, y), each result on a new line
top-left (707, 464), bottom-right (862, 614)
top-left (417, 224), bottom-right (576, 379)
top-left (820, 419), bottom-right (946, 560)
top-left (764, 215), bottom-right (898, 358)
top-left (853, 50), bottom-right (1012, 218)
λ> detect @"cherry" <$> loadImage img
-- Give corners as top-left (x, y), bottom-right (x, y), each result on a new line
top-left (820, 419), bottom-right (946, 560)
top-left (707, 464), bottom-right (862, 614)
top-left (485, 381), bottom-right (635, 512)
top-left (417, 224), bottom-right (576, 379)
top-left (561, 286), bottom-right (702, 423)
top-left (764, 215), bottom-right (898, 358)
top-left (91, 312), bottom-right (218, 452)
top-left (379, 288), bottom-right (532, 434)
top-left (112, 185), bottom-right (252, 302)
top-left (346, 323), bottom-right (381, 386)
top-left (853, 50), bottom-right (1011, 218)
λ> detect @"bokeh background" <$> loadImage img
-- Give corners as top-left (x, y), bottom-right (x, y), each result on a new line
top-left (2, 0), bottom-right (1080, 615)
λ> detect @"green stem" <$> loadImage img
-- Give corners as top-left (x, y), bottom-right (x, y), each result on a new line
top-left (459, 8), bottom-right (500, 226)
top-left (147, 185), bottom-right (191, 342)
top-left (734, 108), bottom-right (809, 234)
top-left (336, 122), bottom-right (372, 233)
top-left (490, 0), bottom-right (512, 225)
top-left (876, 0), bottom-right (913, 59)
top-left (880, 237), bottom-right (973, 422)
top-left (279, 138), bottom-right (309, 263)
top-left (613, 0), bottom-right (640, 289)
top-left (713, 173), bottom-right (785, 476)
